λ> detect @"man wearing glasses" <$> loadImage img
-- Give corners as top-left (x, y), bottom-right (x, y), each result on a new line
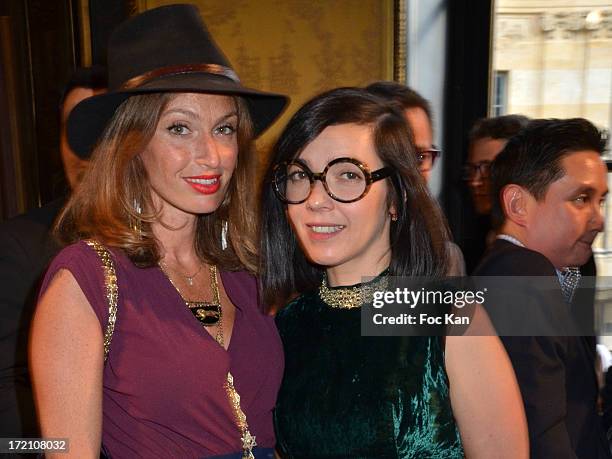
top-left (366, 81), bottom-right (465, 275)
top-left (462, 114), bottom-right (529, 272)
top-left (465, 114), bottom-right (529, 216)
top-left (366, 81), bottom-right (441, 182)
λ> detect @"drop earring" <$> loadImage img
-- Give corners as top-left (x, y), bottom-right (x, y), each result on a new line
top-left (221, 220), bottom-right (228, 250)
top-left (132, 198), bottom-right (143, 237)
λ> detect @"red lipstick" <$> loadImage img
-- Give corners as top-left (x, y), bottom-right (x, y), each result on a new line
top-left (183, 175), bottom-right (221, 195)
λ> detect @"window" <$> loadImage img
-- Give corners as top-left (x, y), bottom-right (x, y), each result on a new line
top-left (491, 71), bottom-right (508, 116)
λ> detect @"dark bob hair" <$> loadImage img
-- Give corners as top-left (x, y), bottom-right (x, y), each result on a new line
top-left (259, 87), bottom-right (451, 308)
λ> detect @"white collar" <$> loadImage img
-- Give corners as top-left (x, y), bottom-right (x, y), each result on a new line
top-left (496, 234), bottom-right (525, 247)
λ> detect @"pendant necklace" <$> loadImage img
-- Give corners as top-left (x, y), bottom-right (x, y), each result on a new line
top-left (164, 262), bottom-right (203, 286)
top-left (159, 261), bottom-right (223, 344)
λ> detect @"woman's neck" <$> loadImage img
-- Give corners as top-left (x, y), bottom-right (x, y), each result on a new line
top-left (325, 253), bottom-right (391, 287)
top-left (152, 215), bottom-right (199, 266)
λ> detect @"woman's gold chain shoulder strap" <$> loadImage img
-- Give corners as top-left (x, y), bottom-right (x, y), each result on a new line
top-left (84, 239), bottom-right (118, 362)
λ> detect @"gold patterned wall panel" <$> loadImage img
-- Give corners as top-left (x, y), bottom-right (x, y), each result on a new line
top-left (135, 0), bottom-right (403, 151)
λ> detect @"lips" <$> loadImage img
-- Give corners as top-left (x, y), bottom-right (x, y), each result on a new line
top-left (580, 230), bottom-right (601, 246)
top-left (578, 238), bottom-right (596, 250)
top-left (306, 223), bottom-right (345, 240)
top-left (184, 175), bottom-right (221, 195)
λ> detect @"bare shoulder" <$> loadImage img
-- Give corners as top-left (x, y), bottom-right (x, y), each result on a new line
top-left (32, 268), bottom-right (103, 366)
top-left (37, 268), bottom-right (100, 323)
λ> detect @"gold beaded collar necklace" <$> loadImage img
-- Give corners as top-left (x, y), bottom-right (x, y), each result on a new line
top-left (319, 269), bottom-right (389, 309)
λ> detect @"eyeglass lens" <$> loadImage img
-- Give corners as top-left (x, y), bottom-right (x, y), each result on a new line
top-left (417, 148), bottom-right (440, 169)
top-left (463, 161), bottom-right (492, 180)
top-left (276, 161), bottom-right (369, 203)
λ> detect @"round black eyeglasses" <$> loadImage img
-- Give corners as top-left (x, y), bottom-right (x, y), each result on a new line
top-left (462, 160), bottom-right (492, 180)
top-left (272, 157), bottom-right (393, 204)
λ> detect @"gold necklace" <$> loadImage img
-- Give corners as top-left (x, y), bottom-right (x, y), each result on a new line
top-left (161, 262), bottom-right (253, 457)
top-left (160, 262), bottom-right (224, 345)
top-left (319, 270), bottom-right (389, 309)
top-left (160, 260), bottom-right (203, 286)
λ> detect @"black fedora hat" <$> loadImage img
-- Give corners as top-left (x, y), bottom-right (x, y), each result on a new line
top-left (67, 4), bottom-right (288, 158)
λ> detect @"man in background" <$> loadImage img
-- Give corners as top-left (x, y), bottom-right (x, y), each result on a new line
top-left (462, 114), bottom-right (529, 272)
top-left (366, 81), bottom-right (441, 183)
top-left (465, 114), bottom-right (529, 216)
top-left (0, 66), bottom-right (106, 437)
top-left (474, 118), bottom-right (609, 458)
top-left (366, 81), bottom-right (465, 275)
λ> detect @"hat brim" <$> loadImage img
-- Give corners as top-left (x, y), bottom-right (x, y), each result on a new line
top-left (67, 73), bottom-right (289, 158)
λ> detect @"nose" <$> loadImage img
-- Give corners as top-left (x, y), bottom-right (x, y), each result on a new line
top-left (305, 179), bottom-right (333, 211)
top-left (468, 172), bottom-right (483, 188)
top-left (194, 134), bottom-right (220, 169)
top-left (592, 200), bottom-right (605, 232)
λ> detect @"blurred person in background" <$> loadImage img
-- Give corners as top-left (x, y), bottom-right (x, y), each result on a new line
top-left (366, 81), bottom-right (465, 275)
top-left (0, 65), bottom-right (106, 438)
top-left (462, 114), bottom-right (529, 272)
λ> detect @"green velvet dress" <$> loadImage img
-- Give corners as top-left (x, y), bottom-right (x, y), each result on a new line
top-left (274, 289), bottom-right (464, 459)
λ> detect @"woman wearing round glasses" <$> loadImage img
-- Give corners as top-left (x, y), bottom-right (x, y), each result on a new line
top-left (260, 88), bottom-right (528, 458)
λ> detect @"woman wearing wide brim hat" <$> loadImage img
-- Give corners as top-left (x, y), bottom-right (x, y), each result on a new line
top-left (31, 4), bottom-right (287, 458)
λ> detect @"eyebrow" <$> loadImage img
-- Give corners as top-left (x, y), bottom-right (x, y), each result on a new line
top-left (572, 185), bottom-right (609, 196)
top-left (296, 153), bottom-right (352, 169)
top-left (215, 111), bottom-right (239, 124)
top-left (162, 108), bottom-right (197, 118)
top-left (161, 109), bottom-right (238, 124)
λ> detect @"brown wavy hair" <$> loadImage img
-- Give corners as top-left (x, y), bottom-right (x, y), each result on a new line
top-left (55, 92), bottom-right (258, 272)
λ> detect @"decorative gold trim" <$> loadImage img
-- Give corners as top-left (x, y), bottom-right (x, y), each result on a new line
top-left (121, 63), bottom-right (240, 89)
top-left (84, 240), bottom-right (118, 362)
top-left (394, 0), bottom-right (407, 83)
top-left (319, 273), bottom-right (389, 309)
top-left (225, 371), bottom-right (257, 459)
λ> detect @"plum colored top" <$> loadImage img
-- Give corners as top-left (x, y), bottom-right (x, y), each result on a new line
top-left (39, 241), bottom-right (284, 458)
